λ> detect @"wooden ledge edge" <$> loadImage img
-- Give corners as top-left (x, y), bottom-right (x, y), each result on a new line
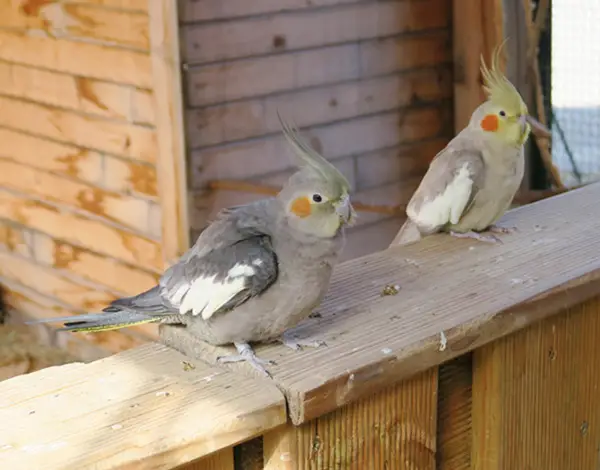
top-left (293, 266), bottom-right (600, 424)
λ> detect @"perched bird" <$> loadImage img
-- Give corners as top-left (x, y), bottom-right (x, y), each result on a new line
top-left (28, 117), bottom-right (355, 377)
top-left (391, 44), bottom-right (531, 246)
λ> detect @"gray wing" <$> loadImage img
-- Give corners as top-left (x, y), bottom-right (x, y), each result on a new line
top-left (406, 144), bottom-right (485, 234)
top-left (109, 205), bottom-right (279, 321)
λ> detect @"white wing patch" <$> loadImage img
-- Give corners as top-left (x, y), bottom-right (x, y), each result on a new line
top-left (178, 263), bottom-right (256, 320)
top-left (409, 163), bottom-right (473, 229)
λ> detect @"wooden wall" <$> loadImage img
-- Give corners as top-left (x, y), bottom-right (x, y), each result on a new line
top-left (182, 0), bottom-right (455, 260)
top-left (0, 0), bottom-right (165, 359)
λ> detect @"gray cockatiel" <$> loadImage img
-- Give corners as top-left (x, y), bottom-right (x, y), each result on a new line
top-left (28, 117), bottom-right (355, 377)
top-left (391, 45), bottom-right (532, 246)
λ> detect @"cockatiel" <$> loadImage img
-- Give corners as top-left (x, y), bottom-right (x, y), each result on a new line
top-left (391, 44), bottom-right (531, 246)
top-left (28, 116), bottom-right (355, 377)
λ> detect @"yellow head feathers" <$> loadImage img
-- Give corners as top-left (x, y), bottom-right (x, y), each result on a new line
top-left (480, 41), bottom-right (527, 116)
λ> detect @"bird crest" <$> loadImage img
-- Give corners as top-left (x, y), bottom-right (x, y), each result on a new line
top-left (277, 112), bottom-right (351, 194)
top-left (480, 40), bottom-right (526, 114)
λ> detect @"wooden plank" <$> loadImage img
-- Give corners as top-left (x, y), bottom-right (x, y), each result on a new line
top-left (0, 1), bottom-right (149, 49)
top-left (178, 449), bottom-right (234, 470)
top-left (179, 0), bottom-right (365, 22)
top-left (0, 128), bottom-right (104, 184)
top-left (0, 29), bottom-right (152, 88)
top-left (160, 182), bottom-right (600, 424)
top-left (262, 369), bottom-right (437, 469)
top-left (185, 30), bottom-right (451, 107)
top-left (471, 297), bottom-right (600, 470)
top-left (0, 343), bottom-right (287, 470)
top-left (0, 159), bottom-right (158, 236)
top-left (0, 128), bottom-right (157, 197)
top-left (64, 0), bottom-right (148, 11)
top-left (0, 96), bottom-right (157, 164)
top-left (354, 138), bottom-right (449, 190)
top-left (452, 0), bottom-right (504, 131)
top-left (0, 62), bottom-right (155, 125)
top-left (0, 190), bottom-right (164, 271)
top-left (0, 221), bottom-right (34, 258)
top-left (186, 66), bottom-right (453, 148)
top-left (191, 105), bottom-right (449, 187)
top-left (28, 228), bottom-right (159, 295)
top-left (2, 284), bottom-right (148, 356)
top-left (436, 355), bottom-right (472, 470)
top-left (0, 250), bottom-right (119, 311)
top-left (148, 0), bottom-right (190, 265)
top-left (181, 0), bottom-right (450, 64)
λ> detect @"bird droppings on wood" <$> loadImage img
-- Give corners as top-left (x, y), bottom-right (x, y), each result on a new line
top-left (182, 361), bottom-right (195, 371)
top-left (110, 424), bottom-right (123, 430)
top-left (155, 391), bottom-right (171, 397)
top-left (438, 331), bottom-right (447, 351)
top-left (381, 347), bottom-right (393, 355)
top-left (381, 284), bottom-right (401, 296)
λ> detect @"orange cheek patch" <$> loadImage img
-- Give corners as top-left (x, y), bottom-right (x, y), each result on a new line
top-left (480, 114), bottom-right (499, 132)
top-left (290, 196), bottom-right (312, 218)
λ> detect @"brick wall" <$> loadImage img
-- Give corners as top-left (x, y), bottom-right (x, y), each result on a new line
top-left (0, 0), bottom-right (162, 358)
top-left (182, 0), bottom-right (454, 260)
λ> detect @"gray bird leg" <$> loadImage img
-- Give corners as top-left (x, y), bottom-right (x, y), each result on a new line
top-left (278, 332), bottom-right (327, 351)
top-left (216, 342), bottom-right (275, 378)
top-left (487, 224), bottom-right (517, 234)
top-left (450, 230), bottom-right (502, 244)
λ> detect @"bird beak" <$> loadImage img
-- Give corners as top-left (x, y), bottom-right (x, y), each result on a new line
top-left (335, 195), bottom-right (355, 225)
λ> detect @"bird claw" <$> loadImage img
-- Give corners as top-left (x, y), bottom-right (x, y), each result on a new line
top-left (487, 224), bottom-right (517, 235)
top-left (216, 342), bottom-right (275, 378)
top-left (450, 230), bottom-right (502, 244)
top-left (279, 335), bottom-right (327, 351)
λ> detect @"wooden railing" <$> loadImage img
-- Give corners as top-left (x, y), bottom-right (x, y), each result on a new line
top-left (2, 183), bottom-right (600, 470)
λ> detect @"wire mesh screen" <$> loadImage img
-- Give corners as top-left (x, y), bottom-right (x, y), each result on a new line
top-left (551, 0), bottom-right (600, 186)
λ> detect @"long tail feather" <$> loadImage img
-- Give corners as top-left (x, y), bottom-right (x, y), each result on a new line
top-left (25, 311), bottom-right (158, 333)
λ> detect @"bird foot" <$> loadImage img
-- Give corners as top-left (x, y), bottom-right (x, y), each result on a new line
top-left (450, 230), bottom-right (502, 244)
top-left (279, 334), bottom-right (327, 351)
top-left (487, 224), bottom-right (517, 235)
top-left (216, 342), bottom-right (275, 378)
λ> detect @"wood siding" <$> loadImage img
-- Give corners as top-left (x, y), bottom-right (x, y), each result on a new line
top-left (182, 0), bottom-right (454, 260)
top-left (0, 0), bottom-right (164, 354)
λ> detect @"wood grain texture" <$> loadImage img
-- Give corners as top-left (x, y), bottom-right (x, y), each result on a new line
top-left (0, 96), bottom-right (157, 164)
top-left (192, 105), bottom-right (449, 186)
top-left (262, 369), bottom-right (437, 470)
top-left (148, 0), bottom-right (190, 265)
top-left (185, 31), bottom-right (451, 107)
top-left (181, 0), bottom-right (450, 64)
top-left (179, 0), bottom-right (366, 22)
top-left (0, 62), bottom-right (155, 124)
top-left (0, 29), bottom-right (152, 87)
top-left (161, 183), bottom-right (600, 424)
top-left (0, 343), bottom-right (286, 470)
top-left (0, 159), bottom-right (157, 236)
top-left (175, 448), bottom-right (234, 470)
top-left (436, 355), bottom-right (472, 470)
top-left (186, 67), bottom-right (452, 148)
top-left (0, 190), bottom-right (164, 271)
top-left (472, 296), bottom-right (600, 470)
top-left (0, 1), bottom-right (149, 49)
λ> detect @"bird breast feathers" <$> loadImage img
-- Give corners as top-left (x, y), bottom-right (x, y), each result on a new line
top-left (176, 261), bottom-right (262, 320)
top-left (408, 164), bottom-right (474, 228)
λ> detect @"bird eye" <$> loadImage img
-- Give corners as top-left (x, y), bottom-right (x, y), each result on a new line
top-left (499, 110), bottom-right (506, 117)
top-left (312, 194), bottom-right (323, 203)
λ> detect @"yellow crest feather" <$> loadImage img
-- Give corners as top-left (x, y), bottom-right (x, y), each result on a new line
top-left (480, 39), bottom-right (526, 114)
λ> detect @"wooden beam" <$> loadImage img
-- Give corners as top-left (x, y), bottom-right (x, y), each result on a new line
top-left (148, 0), bottom-right (190, 265)
top-left (161, 182), bottom-right (600, 425)
top-left (472, 296), bottom-right (600, 469)
top-left (262, 368), bottom-right (437, 469)
top-left (452, 0), bottom-right (504, 131)
top-left (0, 344), bottom-right (286, 470)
